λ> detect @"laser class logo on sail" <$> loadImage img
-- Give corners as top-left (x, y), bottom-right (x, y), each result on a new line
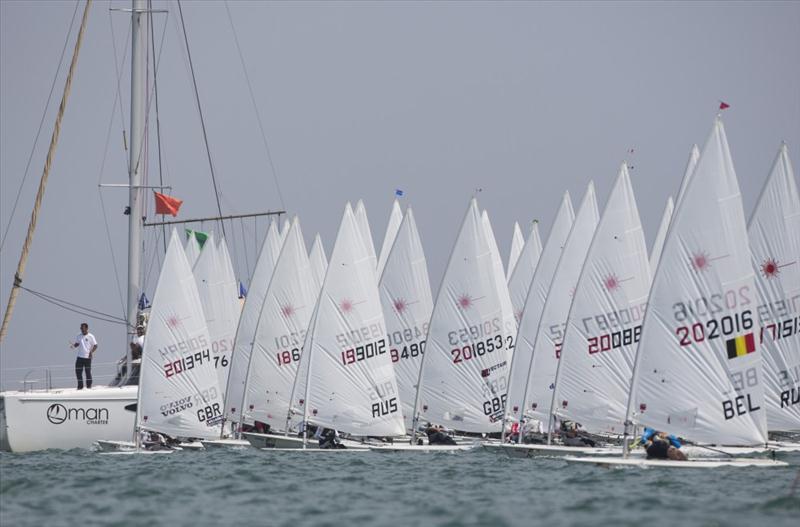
top-left (46, 403), bottom-right (109, 425)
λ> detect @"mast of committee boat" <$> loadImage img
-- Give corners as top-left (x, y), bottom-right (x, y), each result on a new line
top-left (125, 0), bottom-right (147, 372)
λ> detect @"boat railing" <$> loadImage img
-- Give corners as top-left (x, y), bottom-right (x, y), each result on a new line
top-left (21, 369), bottom-right (50, 392)
top-left (2, 361), bottom-right (122, 392)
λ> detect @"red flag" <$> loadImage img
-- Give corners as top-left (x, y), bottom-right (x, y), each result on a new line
top-left (154, 191), bottom-right (183, 217)
top-left (719, 101), bottom-right (730, 110)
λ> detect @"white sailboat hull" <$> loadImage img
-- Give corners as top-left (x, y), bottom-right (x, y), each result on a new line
top-left (0, 386), bottom-right (137, 452)
top-left (242, 432), bottom-right (370, 450)
top-left (565, 456), bottom-right (788, 468)
top-left (200, 438), bottom-right (251, 449)
top-left (369, 443), bottom-right (478, 452)
top-left (483, 442), bottom-right (621, 457)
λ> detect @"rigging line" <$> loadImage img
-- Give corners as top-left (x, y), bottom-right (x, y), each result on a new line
top-left (108, 3), bottom-right (132, 173)
top-left (0, 0), bottom-right (81, 251)
top-left (0, 0), bottom-right (94, 344)
top-left (149, 0), bottom-right (167, 254)
top-left (223, 0), bottom-right (286, 210)
top-left (176, 0), bottom-right (227, 239)
top-left (97, 189), bottom-right (127, 319)
top-left (19, 286), bottom-right (127, 324)
top-left (143, 225), bottom-right (164, 294)
top-left (97, 4), bottom-right (146, 320)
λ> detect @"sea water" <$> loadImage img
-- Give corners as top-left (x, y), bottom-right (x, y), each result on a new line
top-left (1, 447), bottom-right (798, 526)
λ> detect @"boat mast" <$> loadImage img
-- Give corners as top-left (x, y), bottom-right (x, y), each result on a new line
top-left (126, 0), bottom-right (147, 368)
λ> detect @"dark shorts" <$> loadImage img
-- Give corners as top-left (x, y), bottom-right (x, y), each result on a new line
top-left (646, 440), bottom-right (669, 459)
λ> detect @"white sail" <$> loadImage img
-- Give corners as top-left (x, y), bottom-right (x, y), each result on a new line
top-left (650, 145), bottom-right (700, 270)
top-left (629, 119), bottom-right (767, 446)
top-left (280, 218), bottom-right (290, 239)
top-left (242, 217), bottom-right (321, 431)
top-left (676, 144), bottom-right (701, 206)
top-left (552, 166), bottom-right (650, 435)
top-left (482, 211), bottom-right (510, 307)
top-left (309, 233), bottom-right (328, 288)
top-left (649, 197), bottom-right (674, 271)
top-left (379, 208), bottom-right (434, 429)
top-left (415, 199), bottom-right (516, 433)
top-left (193, 233), bottom-right (239, 394)
top-left (224, 220), bottom-right (284, 425)
top-left (748, 144), bottom-right (800, 432)
top-left (506, 222), bottom-right (525, 282)
top-left (355, 199), bottom-right (378, 271)
top-left (184, 232), bottom-right (202, 268)
top-left (216, 236), bottom-right (242, 327)
top-left (507, 221), bottom-right (544, 322)
top-left (377, 199), bottom-right (403, 277)
top-left (504, 193), bottom-right (574, 426)
top-left (137, 230), bottom-right (222, 439)
top-left (303, 203), bottom-right (405, 436)
top-left (521, 183), bottom-right (598, 428)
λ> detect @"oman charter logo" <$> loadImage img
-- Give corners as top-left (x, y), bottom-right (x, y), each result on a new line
top-left (46, 403), bottom-right (109, 425)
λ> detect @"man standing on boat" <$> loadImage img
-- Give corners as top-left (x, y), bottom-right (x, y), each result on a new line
top-left (71, 322), bottom-right (97, 389)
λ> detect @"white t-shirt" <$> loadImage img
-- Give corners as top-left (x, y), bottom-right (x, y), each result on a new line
top-left (75, 333), bottom-right (97, 359)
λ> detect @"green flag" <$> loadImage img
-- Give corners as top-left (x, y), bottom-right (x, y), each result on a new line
top-left (185, 228), bottom-right (209, 248)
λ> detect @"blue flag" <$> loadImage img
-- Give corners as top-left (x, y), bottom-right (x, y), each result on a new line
top-left (238, 281), bottom-right (247, 299)
top-left (395, 189), bottom-right (404, 197)
top-left (138, 292), bottom-right (151, 310)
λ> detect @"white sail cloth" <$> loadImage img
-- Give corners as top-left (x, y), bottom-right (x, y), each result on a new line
top-left (224, 220), bottom-right (285, 425)
top-left (519, 183), bottom-right (599, 428)
top-left (309, 233), bottom-right (328, 287)
top-left (506, 222), bottom-right (525, 282)
top-left (137, 230), bottom-right (222, 439)
top-left (193, 233), bottom-right (240, 394)
top-left (504, 193), bottom-right (574, 427)
top-left (629, 119), bottom-right (768, 446)
top-left (415, 199), bottom-right (516, 433)
top-left (552, 165), bottom-right (650, 435)
top-left (507, 221), bottom-right (544, 323)
top-left (302, 203), bottom-right (405, 436)
top-left (242, 217), bottom-right (321, 431)
top-left (355, 200), bottom-right (378, 272)
top-left (748, 144), bottom-right (800, 432)
top-left (379, 207), bottom-right (434, 429)
top-left (377, 199), bottom-right (403, 277)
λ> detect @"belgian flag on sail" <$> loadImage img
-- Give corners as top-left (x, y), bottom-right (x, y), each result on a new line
top-left (725, 333), bottom-right (755, 359)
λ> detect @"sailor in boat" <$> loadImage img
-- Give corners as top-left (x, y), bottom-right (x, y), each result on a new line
top-left (641, 428), bottom-right (687, 461)
top-left (425, 424), bottom-right (457, 446)
top-left (113, 325), bottom-right (144, 386)
top-left (71, 322), bottom-right (98, 390)
top-left (240, 420), bottom-right (270, 434)
top-left (559, 420), bottom-right (596, 448)
top-left (140, 431), bottom-right (179, 451)
top-left (318, 428), bottom-right (346, 449)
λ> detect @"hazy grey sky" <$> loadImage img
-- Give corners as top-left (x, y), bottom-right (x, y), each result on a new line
top-left (1, 0), bottom-right (798, 388)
